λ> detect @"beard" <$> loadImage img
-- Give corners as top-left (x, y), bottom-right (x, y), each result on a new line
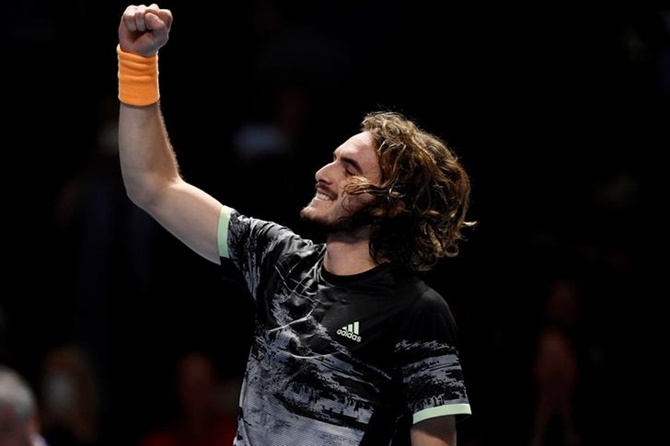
top-left (299, 202), bottom-right (378, 233)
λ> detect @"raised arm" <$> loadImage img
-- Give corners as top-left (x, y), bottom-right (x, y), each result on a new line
top-left (117, 4), bottom-right (222, 264)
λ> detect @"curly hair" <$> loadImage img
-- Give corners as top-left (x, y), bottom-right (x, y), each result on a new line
top-left (344, 111), bottom-right (476, 272)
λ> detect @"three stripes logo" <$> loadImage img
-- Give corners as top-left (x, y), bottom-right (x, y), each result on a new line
top-left (336, 321), bottom-right (361, 342)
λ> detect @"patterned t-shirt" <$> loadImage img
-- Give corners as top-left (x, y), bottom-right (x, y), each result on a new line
top-left (217, 206), bottom-right (471, 446)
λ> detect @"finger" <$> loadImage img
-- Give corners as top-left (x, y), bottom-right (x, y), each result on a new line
top-left (144, 6), bottom-right (173, 34)
top-left (134, 4), bottom-right (150, 33)
top-left (121, 4), bottom-right (141, 33)
top-left (154, 8), bottom-right (173, 32)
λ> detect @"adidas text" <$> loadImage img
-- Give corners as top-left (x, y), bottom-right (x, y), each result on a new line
top-left (337, 322), bottom-right (361, 342)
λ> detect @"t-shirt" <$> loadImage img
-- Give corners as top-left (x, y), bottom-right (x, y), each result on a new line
top-left (218, 206), bottom-right (471, 446)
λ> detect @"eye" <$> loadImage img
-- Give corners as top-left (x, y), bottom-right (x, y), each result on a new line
top-left (341, 160), bottom-right (360, 177)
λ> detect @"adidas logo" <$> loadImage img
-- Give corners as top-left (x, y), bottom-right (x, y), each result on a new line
top-left (336, 321), bottom-right (361, 342)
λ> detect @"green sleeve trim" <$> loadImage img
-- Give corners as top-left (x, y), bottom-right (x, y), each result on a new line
top-left (413, 403), bottom-right (471, 424)
top-left (217, 205), bottom-right (232, 258)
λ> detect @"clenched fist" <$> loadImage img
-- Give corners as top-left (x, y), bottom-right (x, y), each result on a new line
top-left (118, 3), bottom-right (173, 56)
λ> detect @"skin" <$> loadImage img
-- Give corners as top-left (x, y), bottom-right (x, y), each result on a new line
top-left (118, 4), bottom-right (459, 445)
top-left (299, 131), bottom-right (382, 275)
top-left (0, 407), bottom-right (38, 446)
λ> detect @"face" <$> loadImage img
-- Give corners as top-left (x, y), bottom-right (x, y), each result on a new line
top-left (0, 407), bottom-right (35, 446)
top-left (300, 131), bottom-right (381, 232)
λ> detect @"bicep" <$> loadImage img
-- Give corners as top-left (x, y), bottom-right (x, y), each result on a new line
top-left (410, 415), bottom-right (457, 446)
top-left (147, 178), bottom-right (224, 264)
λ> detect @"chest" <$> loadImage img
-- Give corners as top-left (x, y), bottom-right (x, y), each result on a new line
top-left (257, 265), bottom-right (415, 369)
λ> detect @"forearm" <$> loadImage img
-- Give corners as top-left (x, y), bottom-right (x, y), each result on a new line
top-left (118, 101), bottom-right (180, 211)
top-left (117, 5), bottom-right (178, 212)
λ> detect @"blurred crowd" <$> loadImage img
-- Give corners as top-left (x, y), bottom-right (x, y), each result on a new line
top-left (3, 1), bottom-right (668, 445)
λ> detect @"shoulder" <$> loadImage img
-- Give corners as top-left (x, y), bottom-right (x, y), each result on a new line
top-left (224, 206), bottom-right (324, 273)
top-left (226, 207), bottom-right (314, 253)
top-left (412, 287), bottom-right (455, 327)
top-left (404, 275), bottom-right (451, 313)
top-left (397, 276), bottom-right (460, 338)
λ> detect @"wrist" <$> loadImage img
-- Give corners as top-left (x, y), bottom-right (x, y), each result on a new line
top-left (117, 44), bottom-right (159, 106)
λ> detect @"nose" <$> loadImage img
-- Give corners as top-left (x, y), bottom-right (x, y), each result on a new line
top-left (315, 161), bottom-right (334, 184)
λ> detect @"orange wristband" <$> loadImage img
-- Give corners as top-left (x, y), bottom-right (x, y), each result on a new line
top-left (117, 44), bottom-right (159, 106)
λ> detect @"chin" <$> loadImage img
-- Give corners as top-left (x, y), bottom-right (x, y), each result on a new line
top-left (300, 205), bottom-right (320, 221)
top-left (299, 206), bottom-right (332, 229)
top-left (299, 204), bottom-right (315, 219)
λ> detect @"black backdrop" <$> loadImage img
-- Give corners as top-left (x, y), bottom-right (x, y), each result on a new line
top-left (3, 1), bottom-right (667, 444)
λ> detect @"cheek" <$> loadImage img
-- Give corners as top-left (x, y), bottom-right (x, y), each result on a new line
top-left (342, 189), bottom-right (375, 211)
top-left (340, 177), bottom-right (375, 202)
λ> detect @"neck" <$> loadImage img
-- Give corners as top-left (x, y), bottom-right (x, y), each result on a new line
top-left (323, 228), bottom-right (377, 276)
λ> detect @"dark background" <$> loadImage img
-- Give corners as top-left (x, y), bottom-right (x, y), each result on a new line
top-left (3, 1), bottom-right (668, 445)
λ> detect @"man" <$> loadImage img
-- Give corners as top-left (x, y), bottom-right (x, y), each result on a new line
top-left (117, 4), bottom-right (475, 445)
top-left (0, 366), bottom-right (49, 446)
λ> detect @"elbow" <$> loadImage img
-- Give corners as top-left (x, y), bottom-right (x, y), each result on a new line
top-left (124, 174), bottom-right (181, 216)
top-left (125, 186), bottom-right (149, 210)
top-left (123, 178), bottom-right (160, 212)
